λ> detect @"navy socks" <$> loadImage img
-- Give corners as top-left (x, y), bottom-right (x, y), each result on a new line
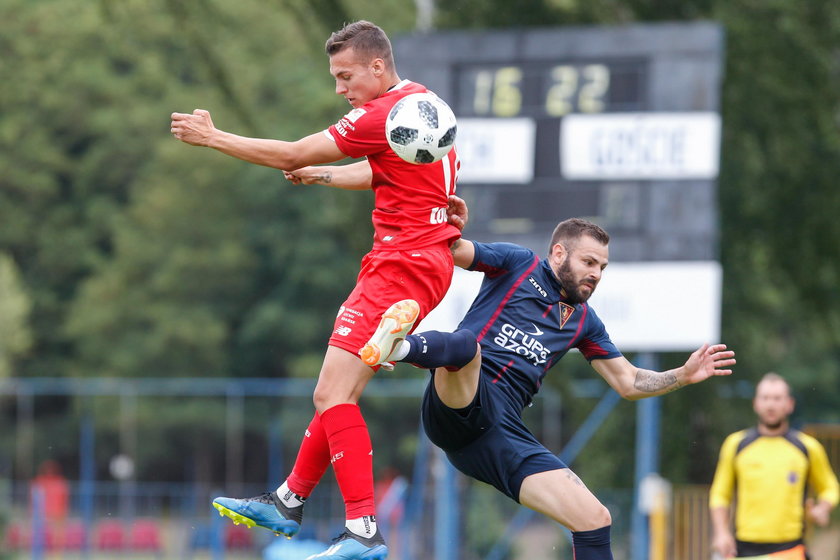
top-left (572, 526), bottom-right (612, 559)
top-left (402, 329), bottom-right (477, 370)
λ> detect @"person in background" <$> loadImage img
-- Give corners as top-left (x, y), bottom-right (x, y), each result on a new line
top-left (710, 372), bottom-right (839, 559)
top-left (30, 459), bottom-right (70, 549)
top-left (30, 460), bottom-right (69, 524)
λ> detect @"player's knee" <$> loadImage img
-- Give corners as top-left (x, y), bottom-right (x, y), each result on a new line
top-left (455, 328), bottom-right (478, 360)
top-left (443, 329), bottom-right (479, 370)
top-left (592, 504), bottom-right (611, 528)
top-left (312, 387), bottom-right (329, 412)
top-left (568, 502), bottom-right (611, 532)
top-left (456, 328), bottom-right (477, 346)
top-left (582, 504), bottom-right (611, 531)
top-left (312, 385), bottom-right (348, 413)
top-left (449, 341), bottom-right (481, 372)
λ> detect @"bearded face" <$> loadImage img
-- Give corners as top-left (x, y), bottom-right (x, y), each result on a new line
top-left (552, 236), bottom-right (608, 304)
top-left (556, 257), bottom-right (595, 304)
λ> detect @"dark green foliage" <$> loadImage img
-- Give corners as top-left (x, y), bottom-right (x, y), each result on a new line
top-left (2, 0), bottom-right (839, 496)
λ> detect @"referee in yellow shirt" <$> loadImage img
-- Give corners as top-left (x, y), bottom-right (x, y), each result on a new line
top-left (710, 373), bottom-right (839, 559)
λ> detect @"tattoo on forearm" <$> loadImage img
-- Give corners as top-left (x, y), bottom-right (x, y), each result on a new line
top-left (450, 239), bottom-right (461, 256)
top-left (565, 470), bottom-right (584, 487)
top-left (318, 171), bottom-right (332, 184)
top-left (634, 369), bottom-right (679, 393)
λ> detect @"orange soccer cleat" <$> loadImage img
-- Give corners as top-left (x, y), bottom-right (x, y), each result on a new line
top-left (359, 299), bottom-right (420, 367)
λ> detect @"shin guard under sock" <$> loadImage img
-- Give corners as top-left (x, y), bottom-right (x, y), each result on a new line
top-left (320, 403), bottom-right (375, 519)
top-left (403, 329), bottom-right (477, 370)
top-left (286, 413), bottom-right (331, 498)
top-left (572, 525), bottom-right (613, 560)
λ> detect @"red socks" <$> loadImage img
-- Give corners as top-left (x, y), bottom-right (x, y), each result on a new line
top-left (284, 404), bottom-right (376, 520)
top-left (320, 403), bottom-right (375, 519)
top-left (286, 413), bottom-right (330, 498)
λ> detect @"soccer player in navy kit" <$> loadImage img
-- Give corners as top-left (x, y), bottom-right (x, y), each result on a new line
top-left (359, 198), bottom-right (738, 560)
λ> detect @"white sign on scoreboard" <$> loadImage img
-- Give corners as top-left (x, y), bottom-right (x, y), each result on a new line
top-left (586, 261), bottom-right (722, 352)
top-left (456, 118), bottom-right (536, 184)
top-left (561, 112), bottom-right (721, 180)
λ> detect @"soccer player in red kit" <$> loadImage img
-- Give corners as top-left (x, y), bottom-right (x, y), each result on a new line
top-left (170, 20), bottom-right (460, 560)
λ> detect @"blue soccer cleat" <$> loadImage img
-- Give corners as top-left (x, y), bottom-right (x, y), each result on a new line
top-left (305, 529), bottom-right (388, 559)
top-left (212, 492), bottom-right (302, 538)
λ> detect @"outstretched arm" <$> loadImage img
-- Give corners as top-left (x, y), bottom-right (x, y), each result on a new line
top-left (170, 109), bottom-right (346, 170)
top-left (284, 163), bottom-right (472, 237)
top-left (591, 343), bottom-right (736, 400)
top-left (284, 161), bottom-right (373, 190)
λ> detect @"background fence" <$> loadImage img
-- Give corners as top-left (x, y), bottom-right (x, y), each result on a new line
top-left (3, 377), bottom-right (839, 559)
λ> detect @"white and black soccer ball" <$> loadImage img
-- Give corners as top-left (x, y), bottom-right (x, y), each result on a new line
top-left (386, 92), bottom-right (457, 164)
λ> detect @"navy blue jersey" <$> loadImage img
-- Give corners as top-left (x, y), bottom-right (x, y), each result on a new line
top-left (460, 241), bottom-right (622, 409)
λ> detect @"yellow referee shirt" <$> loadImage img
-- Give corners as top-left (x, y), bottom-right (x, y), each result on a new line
top-left (709, 427), bottom-right (839, 543)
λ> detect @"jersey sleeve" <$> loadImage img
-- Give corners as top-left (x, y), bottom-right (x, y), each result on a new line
top-left (327, 105), bottom-right (388, 159)
top-left (576, 306), bottom-right (622, 361)
top-left (468, 242), bottom-right (535, 278)
top-left (709, 432), bottom-right (742, 509)
top-left (803, 435), bottom-right (840, 506)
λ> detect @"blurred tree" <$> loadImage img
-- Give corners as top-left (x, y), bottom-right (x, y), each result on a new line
top-left (714, 0), bottom-right (840, 388)
top-left (0, 254), bottom-right (32, 378)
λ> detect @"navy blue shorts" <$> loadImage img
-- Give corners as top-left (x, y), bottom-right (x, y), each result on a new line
top-left (421, 371), bottom-right (567, 502)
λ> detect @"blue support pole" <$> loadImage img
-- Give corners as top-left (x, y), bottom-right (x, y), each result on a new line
top-left (79, 415), bottom-right (95, 559)
top-left (558, 389), bottom-right (622, 465)
top-left (31, 487), bottom-right (45, 560)
top-left (400, 422), bottom-right (431, 560)
top-left (211, 498), bottom-right (225, 560)
top-left (631, 352), bottom-right (660, 560)
top-left (434, 449), bottom-right (458, 560)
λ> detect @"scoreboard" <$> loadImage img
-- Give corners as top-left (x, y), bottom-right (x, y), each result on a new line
top-left (393, 22), bottom-right (724, 263)
top-left (454, 59), bottom-right (643, 118)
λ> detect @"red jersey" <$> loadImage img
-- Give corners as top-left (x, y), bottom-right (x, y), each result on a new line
top-left (326, 80), bottom-right (461, 250)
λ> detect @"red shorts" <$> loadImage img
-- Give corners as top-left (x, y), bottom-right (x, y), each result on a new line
top-left (329, 244), bottom-right (454, 356)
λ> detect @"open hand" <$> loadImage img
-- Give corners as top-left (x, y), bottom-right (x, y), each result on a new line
top-left (681, 343), bottom-right (736, 386)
